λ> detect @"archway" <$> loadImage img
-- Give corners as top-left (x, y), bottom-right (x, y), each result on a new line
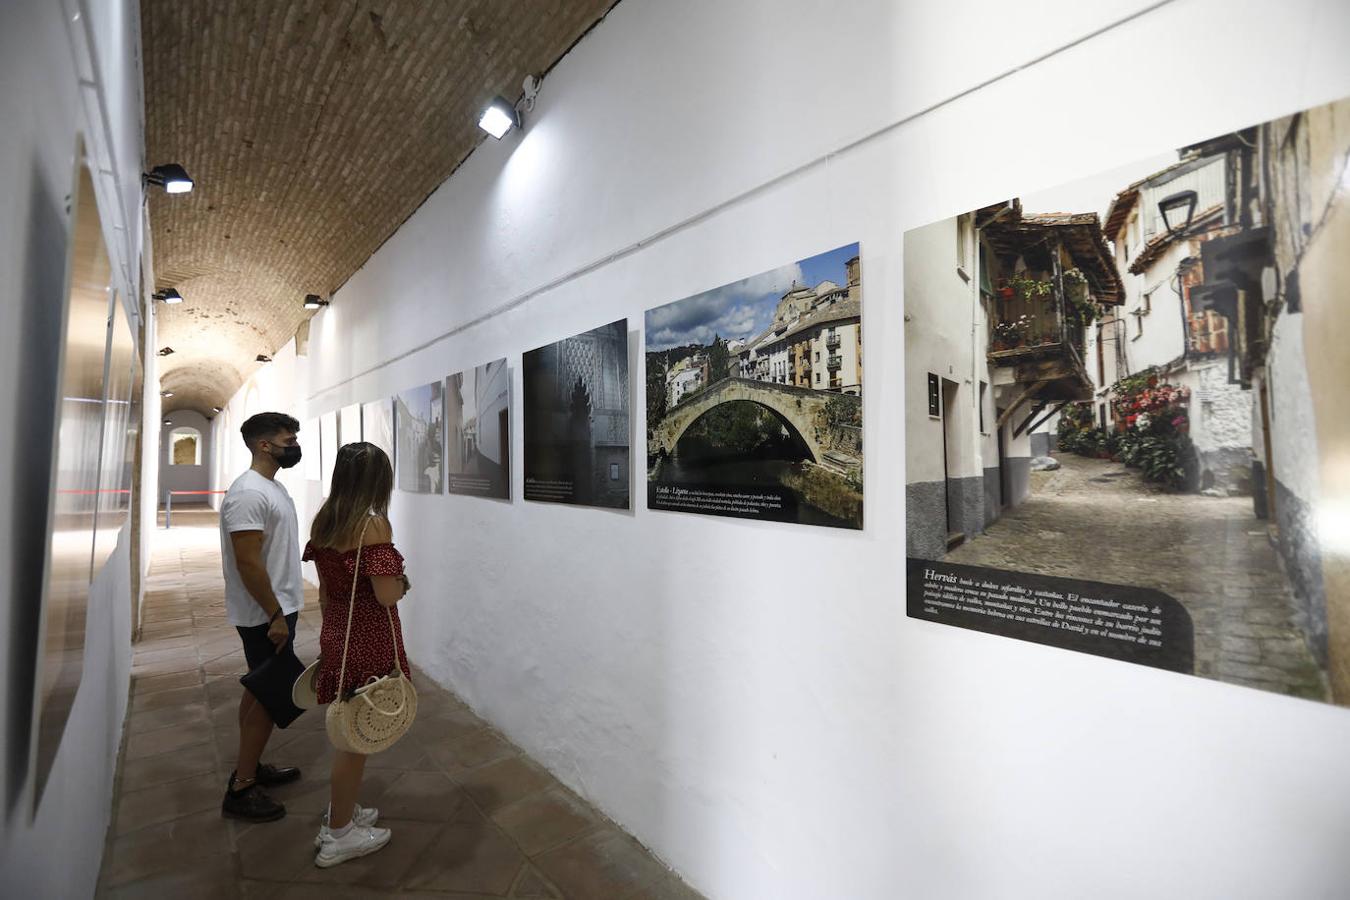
top-left (670, 399), bottom-right (816, 464)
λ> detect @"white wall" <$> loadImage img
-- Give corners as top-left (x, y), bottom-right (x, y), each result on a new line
top-left (0, 0), bottom-right (148, 895)
top-left (217, 0), bottom-right (1350, 897)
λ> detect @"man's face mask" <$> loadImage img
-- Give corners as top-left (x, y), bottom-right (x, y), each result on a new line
top-left (268, 439), bottom-right (302, 469)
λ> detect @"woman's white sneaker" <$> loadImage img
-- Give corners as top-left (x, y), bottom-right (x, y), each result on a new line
top-left (314, 824), bottom-right (391, 868)
top-left (314, 804), bottom-right (380, 849)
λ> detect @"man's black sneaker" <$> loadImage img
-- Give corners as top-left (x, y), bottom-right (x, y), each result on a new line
top-left (222, 773), bottom-right (286, 822)
top-left (256, 763), bottom-right (301, 787)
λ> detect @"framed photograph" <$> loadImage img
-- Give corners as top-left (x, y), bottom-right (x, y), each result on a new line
top-left (523, 320), bottom-right (629, 509)
top-left (903, 96), bottom-right (1350, 707)
top-left (395, 381), bottom-right (444, 494)
top-left (645, 243), bottom-right (862, 529)
top-left (319, 411), bottom-right (338, 496)
top-left (446, 358), bottom-right (510, 499)
top-left (338, 403), bottom-right (362, 447)
top-left (362, 398), bottom-right (395, 463)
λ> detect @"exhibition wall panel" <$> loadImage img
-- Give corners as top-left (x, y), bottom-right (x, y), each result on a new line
top-left (0, 0), bottom-right (149, 896)
top-left (289, 0), bottom-right (1350, 897)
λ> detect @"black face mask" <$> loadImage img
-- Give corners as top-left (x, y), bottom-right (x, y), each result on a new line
top-left (271, 444), bottom-right (303, 469)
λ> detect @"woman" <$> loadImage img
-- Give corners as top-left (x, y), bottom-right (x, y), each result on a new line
top-left (302, 442), bottom-right (412, 867)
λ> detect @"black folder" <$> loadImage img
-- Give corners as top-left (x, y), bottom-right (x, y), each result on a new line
top-left (239, 646), bottom-right (308, 728)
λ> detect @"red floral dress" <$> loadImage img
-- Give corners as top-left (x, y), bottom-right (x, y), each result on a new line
top-left (302, 540), bottom-right (413, 704)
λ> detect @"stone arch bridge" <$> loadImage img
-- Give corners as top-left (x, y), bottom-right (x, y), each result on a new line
top-left (649, 377), bottom-right (859, 464)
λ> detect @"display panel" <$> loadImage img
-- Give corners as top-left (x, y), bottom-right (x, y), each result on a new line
top-left (362, 398), bottom-right (395, 463)
top-left (522, 320), bottom-right (629, 509)
top-left (903, 96), bottom-right (1350, 707)
top-left (446, 358), bottom-right (510, 499)
top-left (338, 402), bottom-right (362, 447)
top-left (645, 243), bottom-right (863, 528)
top-left (33, 161), bottom-right (111, 806)
top-left (92, 293), bottom-right (135, 572)
top-left (319, 411), bottom-right (338, 496)
top-left (394, 381), bottom-right (444, 494)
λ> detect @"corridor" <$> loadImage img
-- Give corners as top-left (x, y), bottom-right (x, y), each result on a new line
top-left (97, 509), bottom-right (700, 899)
top-left (947, 454), bottom-right (1328, 701)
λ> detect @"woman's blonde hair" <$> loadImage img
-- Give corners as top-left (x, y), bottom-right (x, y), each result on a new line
top-left (310, 442), bottom-right (393, 548)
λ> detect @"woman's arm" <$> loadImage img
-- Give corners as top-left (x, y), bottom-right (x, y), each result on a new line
top-left (366, 516), bottom-right (408, 608)
top-left (316, 569), bottom-right (329, 615)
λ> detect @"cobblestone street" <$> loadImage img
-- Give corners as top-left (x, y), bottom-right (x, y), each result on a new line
top-left (947, 454), bottom-right (1329, 702)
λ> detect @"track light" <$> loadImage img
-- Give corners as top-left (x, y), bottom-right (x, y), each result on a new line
top-left (256, 354), bottom-right (272, 363)
top-left (144, 164), bottom-right (194, 194)
top-left (303, 294), bottom-right (329, 310)
top-left (478, 96), bottom-right (520, 139)
top-left (153, 288), bottom-right (183, 304)
top-left (158, 347), bottom-right (175, 356)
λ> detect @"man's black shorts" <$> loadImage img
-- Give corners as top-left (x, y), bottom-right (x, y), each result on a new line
top-left (236, 612), bottom-right (299, 672)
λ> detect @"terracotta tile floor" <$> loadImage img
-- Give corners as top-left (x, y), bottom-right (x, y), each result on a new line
top-left (97, 509), bottom-right (701, 900)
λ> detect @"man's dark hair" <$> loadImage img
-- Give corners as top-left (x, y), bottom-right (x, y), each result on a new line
top-left (240, 412), bottom-right (300, 451)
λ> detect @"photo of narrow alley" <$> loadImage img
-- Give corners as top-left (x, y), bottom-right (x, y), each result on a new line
top-left (905, 95), bottom-right (1350, 707)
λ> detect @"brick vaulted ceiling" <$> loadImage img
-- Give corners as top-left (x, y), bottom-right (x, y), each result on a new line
top-left (143, 0), bottom-right (617, 415)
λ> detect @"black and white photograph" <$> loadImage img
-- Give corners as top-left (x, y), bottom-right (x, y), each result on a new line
top-left (338, 402), bottom-right (362, 446)
top-left (523, 319), bottom-right (630, 508)
top-left (395, 380), bottom-right (444, 494)
top-left (904, 96), bottom-right (1350, 707)
top-left (363, 397), bottom-right (395, 461)
top-left (645, 243), bottom-right (863, 529)
top-left (446, 358), bottom-right (511, 498)
top-left (319, 410), bottom-right (338, 495)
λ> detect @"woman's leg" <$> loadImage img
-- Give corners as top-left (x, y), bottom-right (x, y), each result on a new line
top-left (329, 750), bottom-right (366, 828)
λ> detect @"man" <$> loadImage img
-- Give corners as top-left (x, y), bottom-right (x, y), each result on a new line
top-left (219, 412), bottom-right (306, 821)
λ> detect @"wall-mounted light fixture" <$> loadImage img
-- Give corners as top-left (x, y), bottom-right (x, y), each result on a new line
top-left (256, 354), bottom-right (272, 363)
top-left (303, 294), bottom-right (329, 310)
top-left (477, 76), bottom-right (539, 140)
top-left (1159, 190), bottom-right (1198, 236)
top-left (143, 164), bottom-right (194, 194)
top-left (158, 347), bottom-right (175, 356)
top-left (478, 97), bottom-right (520, 139)
top-left (160, 390), bottom-right (174, 398)
top-left (153, 288), bottom-right (184, 304)
top-left (212, 406), bottom-right (222, 414)
top-left (162, 419), bottom-right (172, 426)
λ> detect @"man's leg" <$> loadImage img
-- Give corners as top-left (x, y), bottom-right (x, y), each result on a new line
top-left (233, 689), bottom-right (274, 788)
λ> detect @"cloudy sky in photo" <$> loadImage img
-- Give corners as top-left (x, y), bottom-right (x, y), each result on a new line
top-left (645, 242), bottom-right (860, 351)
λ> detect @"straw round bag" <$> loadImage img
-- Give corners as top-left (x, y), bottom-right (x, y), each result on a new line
top-left (325, 518), bottom-right (417, 755)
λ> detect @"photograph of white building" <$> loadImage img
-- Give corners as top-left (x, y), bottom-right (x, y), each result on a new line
top-left (904, 96), bottom-right (1350, 707)
top-left (446, 358), bottom-right (510, 499)
top-left (646, 243), bottom-right (863, 528)
top-left (395, 380), bottom-right (444, 494)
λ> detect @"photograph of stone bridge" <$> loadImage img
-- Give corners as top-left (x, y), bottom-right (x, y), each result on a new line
top-left (645, 243), bottom-right (863, 529)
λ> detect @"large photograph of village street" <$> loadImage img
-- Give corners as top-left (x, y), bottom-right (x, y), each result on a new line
top-left (904, 97), bottom-right (1350, 706)
top-left (646, 243), bottom-right (863, 529)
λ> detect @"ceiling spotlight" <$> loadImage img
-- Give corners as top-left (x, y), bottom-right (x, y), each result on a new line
top-left (256, 354), bottom-right (272, 363)
top-left (478, 96), bottom-right (520, 139)
top-left (153, 288), bottom-right (184, 304)
top-left (303, 294), bottom-right (329, 310)
top-left (160, 390), bottom-right (174, 397)
top-left (158, 347), bottom-right (175, 356)
top-left (144, 164), bottom-right (194, 194)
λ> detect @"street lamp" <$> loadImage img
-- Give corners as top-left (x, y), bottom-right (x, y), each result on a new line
top-left (1159, 189), bottom-right (1198, 236)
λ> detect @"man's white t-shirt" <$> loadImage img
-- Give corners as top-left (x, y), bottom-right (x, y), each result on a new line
top-left (220, 469), bottom-right (304, 627)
